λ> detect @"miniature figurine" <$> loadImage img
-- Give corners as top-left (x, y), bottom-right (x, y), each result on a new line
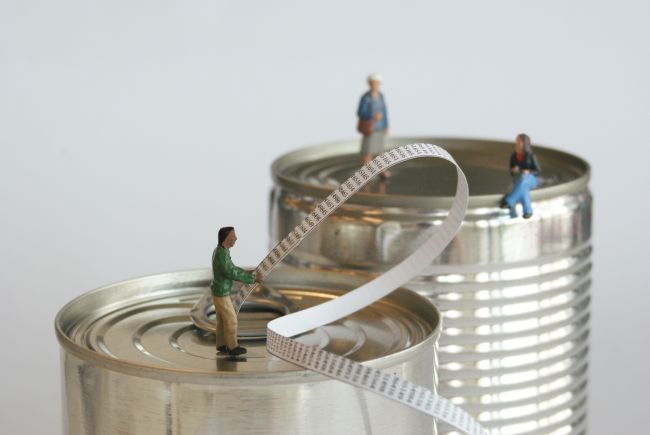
top-left (500, 133), bottom-right (542, 219)
top-left (211, 226), bottom-right (258, 356)
top-left (357, 73), bottom-right (390, 176)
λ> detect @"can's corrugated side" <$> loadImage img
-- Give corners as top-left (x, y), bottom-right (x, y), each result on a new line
top-left (269, 137), bottom-right (591, 434)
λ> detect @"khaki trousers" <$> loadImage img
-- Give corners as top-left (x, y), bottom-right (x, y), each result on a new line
top-left (213, 296), bottom-right (238, 350)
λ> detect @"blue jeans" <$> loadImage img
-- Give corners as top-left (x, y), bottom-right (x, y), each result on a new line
top-left (505, 173), bottom-right (538, 217)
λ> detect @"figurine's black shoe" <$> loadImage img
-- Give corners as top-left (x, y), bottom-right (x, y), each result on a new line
top-left (228, 346), bottom-right (247, 356)
top-left (499, 198), bottom-right (510, 209)
top-left (523, 213), bottom-right (533, 219)
top-left (217, 345), bottom-right (228, 353)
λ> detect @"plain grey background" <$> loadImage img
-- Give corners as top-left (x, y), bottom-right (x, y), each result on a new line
top-left (1, 1), bottom-right (648, 433)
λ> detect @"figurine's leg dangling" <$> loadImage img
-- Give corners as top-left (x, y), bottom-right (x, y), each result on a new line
top-left (521, 174), bottom-right (538, 219)
top-left (499, 194), bottom-right (509, 209)
top-left (503, 190), bottom-right (519, 218)
top-left (507, 176), bottom-right (533, 218)
top-left (521, 191), bottom-right (533, 219)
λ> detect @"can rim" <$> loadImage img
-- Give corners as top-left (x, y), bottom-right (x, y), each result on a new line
top-left (55, 268), bottom-right (441, 384)
top-left (271, 136), bottom-right (591, 208)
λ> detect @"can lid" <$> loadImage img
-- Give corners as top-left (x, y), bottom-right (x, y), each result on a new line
top-left (55, 267), bottom-right (439, 382)
top-left (272, 137), bottom-right (590, 208)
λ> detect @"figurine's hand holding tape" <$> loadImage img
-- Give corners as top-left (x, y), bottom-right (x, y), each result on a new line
top-left (234, 144), bottom-right (486, 435)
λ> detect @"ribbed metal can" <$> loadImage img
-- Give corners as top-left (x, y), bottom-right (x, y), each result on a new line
top-left (269, 137), bottom-right (592, 434)
top-left (55, 266), bottom-right (441, 435)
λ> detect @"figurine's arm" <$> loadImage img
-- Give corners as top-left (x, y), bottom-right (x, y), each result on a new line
top-left (509, 154), bottom-right (520, 175)
top-left (531, 153), bottom-right (542, 174)
top-left (381, 94), bottom-right (388, 131)
top-left (221, 252), bottom-right (256, 284)
top-left (357, 94), bottom-right (371, 120)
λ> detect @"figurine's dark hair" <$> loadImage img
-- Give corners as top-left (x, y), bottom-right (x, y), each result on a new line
top-left (218, 227), bottom-right (234, 246)
top-left (517, 133), bottom-right (533, 154)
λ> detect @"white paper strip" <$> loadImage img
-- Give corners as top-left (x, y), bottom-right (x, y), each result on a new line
top-left (230, 143), bottom-right (486, 435)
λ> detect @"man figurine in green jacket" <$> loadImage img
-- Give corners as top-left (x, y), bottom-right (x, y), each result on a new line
top-left (212, 226), bottom-right (258, 356)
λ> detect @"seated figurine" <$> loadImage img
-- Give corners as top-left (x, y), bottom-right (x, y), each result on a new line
top-left (500, 134), bottom-right (542, 219)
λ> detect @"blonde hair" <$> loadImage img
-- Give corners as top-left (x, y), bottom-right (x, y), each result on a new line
top-left (367, 73), bottom-right (383, 83)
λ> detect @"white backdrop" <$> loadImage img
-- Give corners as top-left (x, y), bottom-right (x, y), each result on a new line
top-left (1, 1), bottom-right (648, 433)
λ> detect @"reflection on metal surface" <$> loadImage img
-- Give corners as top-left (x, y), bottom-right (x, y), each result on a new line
top-left (190, 282), bottom-right (298, 337)
top-left (270, 137), bottom-right (592, 434)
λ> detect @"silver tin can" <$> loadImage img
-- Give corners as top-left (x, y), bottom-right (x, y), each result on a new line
top-left (269, 137), bottom-right (591, 434)
top-left (56, 266), bottom-right (441, 435)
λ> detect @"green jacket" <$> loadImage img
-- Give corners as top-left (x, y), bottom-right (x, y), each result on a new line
top-left (211, 245), bottom-right (255, 297)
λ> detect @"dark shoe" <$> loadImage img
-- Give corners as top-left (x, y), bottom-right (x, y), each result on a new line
top-left (217, 345), bottom-right (228, 353)
top-left (499, 197), bottom-right (510, 209)
top-left (523, 213), bottom-right (533, 219)
top-left (228, 346), bottom-right (247, 356)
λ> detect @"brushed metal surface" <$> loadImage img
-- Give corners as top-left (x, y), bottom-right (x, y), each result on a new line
top-left (56, 267), bottom-right (440, 435)
top-left (269, 137), bottom-right (592, 435)
top-left (190, 282), bottom-right (299, 337)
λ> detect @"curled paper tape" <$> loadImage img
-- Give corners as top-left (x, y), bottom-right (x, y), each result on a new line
top-left (191, 143), bottom-right (486, 435)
